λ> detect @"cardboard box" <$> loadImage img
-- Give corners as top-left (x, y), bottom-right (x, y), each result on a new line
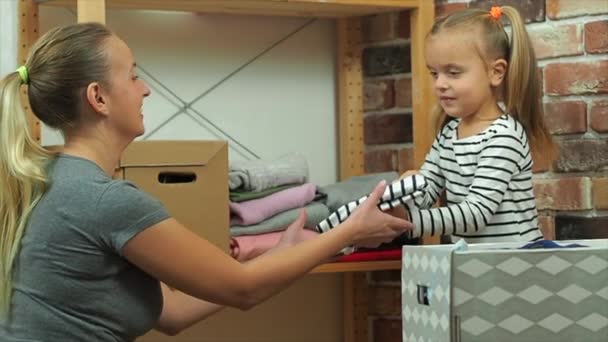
top-left (120, 140), bottom-right (229, 252)
top-left (402, 240), bottom-right (608, 342)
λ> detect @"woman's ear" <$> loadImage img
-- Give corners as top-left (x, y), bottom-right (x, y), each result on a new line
top-left (85, 82), bottom-right (110, 117)
top-left (489, 58), bottom-right (508, 87)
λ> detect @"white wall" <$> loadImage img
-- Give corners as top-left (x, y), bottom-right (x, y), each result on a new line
top-left (0, 1), bottom-right (18, 77)
top-left (39, 7), bottom-right (338, 186)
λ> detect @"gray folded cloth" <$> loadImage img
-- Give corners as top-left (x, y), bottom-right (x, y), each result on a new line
top-left (229, 153), bottom-right (309, 192)
top-left (230, 202), bottom-right (330, 237)
top-left (317, 172), bottom-right (398, 211)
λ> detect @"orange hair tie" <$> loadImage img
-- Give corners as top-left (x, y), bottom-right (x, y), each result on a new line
top-left (490, 6), bottom-right (502, 20)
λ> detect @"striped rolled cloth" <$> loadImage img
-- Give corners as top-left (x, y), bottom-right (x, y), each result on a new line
top-left (315, 174), bottom-right (427, 233)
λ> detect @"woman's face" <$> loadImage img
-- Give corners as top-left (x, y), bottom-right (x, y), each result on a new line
top-left (103, 35), bottom-right (151, 140)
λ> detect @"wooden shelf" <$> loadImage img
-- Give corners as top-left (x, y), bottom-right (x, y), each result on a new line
top-left (38, 0), bottom-right (421, 18)
top-left (311, 259), bottom-right (401, 273)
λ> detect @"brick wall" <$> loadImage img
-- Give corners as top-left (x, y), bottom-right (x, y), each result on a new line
top-left (361, 1), bottom-right (608, 341)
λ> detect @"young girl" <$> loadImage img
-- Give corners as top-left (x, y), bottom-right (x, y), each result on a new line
top-left (401, 6), bottom-right (557, 243)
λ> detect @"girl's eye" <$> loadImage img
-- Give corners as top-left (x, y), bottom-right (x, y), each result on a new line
top-left (448, 71), bottom-right (461, 76)
top-left (429, 71), bottom-right (438, 78)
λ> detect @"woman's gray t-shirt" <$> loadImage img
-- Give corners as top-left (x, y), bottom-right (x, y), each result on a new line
top-left (0, 154), bottom-right (171, 341)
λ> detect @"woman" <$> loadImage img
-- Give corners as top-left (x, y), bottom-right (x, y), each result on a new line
top-left (0, 23), bottom-right (411, 341)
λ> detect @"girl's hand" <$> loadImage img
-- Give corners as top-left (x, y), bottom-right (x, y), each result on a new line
top-left (344, 181), bottom-right (413, 248)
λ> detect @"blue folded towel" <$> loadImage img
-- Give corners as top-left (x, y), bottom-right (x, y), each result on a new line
top-left (519, 240), bottom-right (587, 249)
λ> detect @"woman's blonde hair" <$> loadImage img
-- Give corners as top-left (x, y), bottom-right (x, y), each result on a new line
top-left (428, 6), bottom-right (557, 164)
top-left (0, 22), bottom-right (112, 314)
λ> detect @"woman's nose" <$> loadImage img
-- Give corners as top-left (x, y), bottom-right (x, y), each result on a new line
top-left (142, 81), bottom-right (151, 98)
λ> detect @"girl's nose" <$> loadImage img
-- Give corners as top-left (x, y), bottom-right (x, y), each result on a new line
top-left (434, 75), bottom-right (448, 90)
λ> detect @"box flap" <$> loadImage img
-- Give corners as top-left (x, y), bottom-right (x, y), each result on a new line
top-left (120, 140), bottom-right (227, 167)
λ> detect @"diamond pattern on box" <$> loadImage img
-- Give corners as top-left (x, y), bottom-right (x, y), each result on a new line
top-left (496, 257), bottom-right (532, 276)
top-left (597, 286), bottom-right (608, 300)
top-left (535, 255), bottom-right (572, 275)
top-left (461, 316), bottom-right (494, 336)
top-left (453, 288), bottom-right (473, 306)
top-left (557, 284), bottom-right (592, 304)
top-left (517, 285), bottom-right (553, 304)
top-left (498, 314), bottom-right (534, 334)
top-left (478, 287), bottom-right (513, 306)
top-left (575, 255), bottom-right (608, 274)
top-left (577, 313), bottom-right (608, 332)
top-left (403, 246), bottom-right (453, 342)
top-left (404, 242), bottom-right (608, 342)
top-left (538, 313), bottom-right (574, 333)
top-left (457, 259), bottom-right (492, 278)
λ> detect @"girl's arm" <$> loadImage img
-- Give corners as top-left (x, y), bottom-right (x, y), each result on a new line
top-left (409, 132), bottom-right (526, 237)
top-left (405, 133), bottom-right (447, 209)
top-left (123, 181), bottom-right (411, 312)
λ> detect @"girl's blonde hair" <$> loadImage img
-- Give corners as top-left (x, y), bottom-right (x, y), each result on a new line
top-left (428, 6), bottom-right (557, 164)
top-left (0, 23), bottom-right (112, 314)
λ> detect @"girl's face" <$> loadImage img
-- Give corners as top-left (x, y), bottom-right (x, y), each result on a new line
top-left (425, 30), bottom-right (503, 122)
top-left (103, 36), bottom-right (151, 140)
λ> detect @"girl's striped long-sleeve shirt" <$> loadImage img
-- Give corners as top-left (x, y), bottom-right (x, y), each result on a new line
top-left (407, 114), bottom-right (543, 243)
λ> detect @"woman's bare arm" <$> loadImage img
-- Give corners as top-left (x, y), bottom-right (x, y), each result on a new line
top-left (123, 181), bottom-right (412, 312)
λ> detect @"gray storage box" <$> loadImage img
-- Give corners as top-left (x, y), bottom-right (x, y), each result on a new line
top-left (402, 240), bottom-right (608, 342)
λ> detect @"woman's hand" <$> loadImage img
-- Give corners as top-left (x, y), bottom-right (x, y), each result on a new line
top-left (343, 180), bottom-right (413, 248)
top-left (274, 209), bottom-right (309, 250)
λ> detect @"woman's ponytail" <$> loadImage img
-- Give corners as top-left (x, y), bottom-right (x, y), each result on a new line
top-left (0, 70), bottom-right (50, 314)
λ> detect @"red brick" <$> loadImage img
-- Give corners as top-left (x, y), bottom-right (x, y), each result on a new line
top-left (363, 45), bottom-right (411, 77)
top-left (554, 139), bottom-right (608, 172)
top-left (398, 147), bottom-right (415, 174)
top-left (538, 214), bottom-right (556, 240)
top-left (543, 100), bottom-right (587, 134)
top-left (593, 177), bottom-right (608, 210)
top-left (547, 0), bottom-right (608, 19)
top-left (362, 13), bottom-right (397, 43)
top-left (369, 285), bottom-right (400, 316)
top-left (585, 20), bottom-right (608, 53)
top-left (532, 157), bottom-right (552, 173)
top-left (533, 177), bottom-right (592, 210)
top-left (373, 319), bottom-right (402, 342)
top-left (436, 3), bottom-right (467, 19)
top-left (544, 60), bottom-right (608, 95)
top-left (365, 149), bottom-right (397, 173)
top-left (395, 77), bottom-right (412, 108)
top-left (364, 80), bottom-right (395, 111)
top-left (556, 215), bottom-right (608, 239)
top-left (364, 113), bottom-right (413, 144)
top-left (397, 11), bottom-right (410, 39)
top-left (590, 100), bottom-right (608, 133)
top-left (529, 24), bottom-right (582, 59)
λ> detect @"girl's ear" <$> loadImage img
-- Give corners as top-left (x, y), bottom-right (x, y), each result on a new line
top-left (489, 58), bottom-right (508, 87)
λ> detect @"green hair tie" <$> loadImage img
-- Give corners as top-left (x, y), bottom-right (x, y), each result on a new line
top-left (16, 65), bottom-right (29, 84)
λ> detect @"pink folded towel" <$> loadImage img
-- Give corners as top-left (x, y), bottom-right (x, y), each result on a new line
top-left (230, 183), bottom-right (317, 226)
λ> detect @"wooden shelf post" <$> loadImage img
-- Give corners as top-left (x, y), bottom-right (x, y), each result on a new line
top-left (18, 0), bottom-right (40, 143)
